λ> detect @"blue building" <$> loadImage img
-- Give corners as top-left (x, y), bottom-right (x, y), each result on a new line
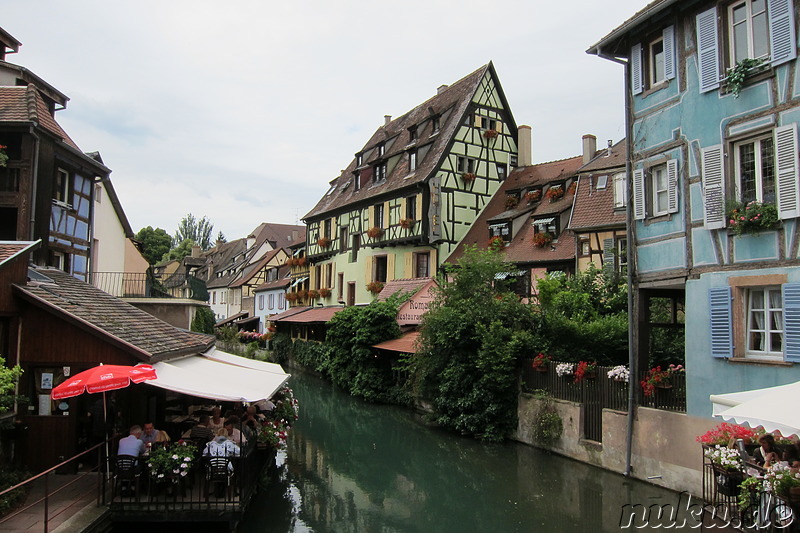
top-left (591, 0), bottom-right (800, 417)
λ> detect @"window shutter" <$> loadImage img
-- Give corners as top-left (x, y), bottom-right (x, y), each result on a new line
top-left (400, 197), bottom-right (407, 221)
top-left (386, 254), bottom-right (396, 282)
top-left (709, 287), bottom-right (733, 358)
top-left (631, 43), bottom-right (643, 95)
top-left (403, 252), bottom-right (413, 278)
top-left (429, 249), bottom-right (438, 273)
top-left (783, 283), bottom-right (800, 362)
top-left (696, 7), bottom-right (720, 93)
top-left (775, 123), bottom-right (800, 220)
top-left (369, 206), bottom-right (375, 228)
top-left (383, 201), bottom-right (390, 228)
top-left (496, 122), bottom-right (503, 133)
top-left (702, 145), bottom-right (726, 229)
top-left (667, 159), bottom-right (679, 213)
top-left (415, 193), bottom-right (423, 220)
top-left (632, 169), bottom-right (646, 220)
top-left (768, 0), bottom-right (797, 66)
top-left (602, 239), bottom-right (615, 270)
top-left (663, 25), bottom-right (676, 80)
top-left (364, 256), bottom-right (374, 285)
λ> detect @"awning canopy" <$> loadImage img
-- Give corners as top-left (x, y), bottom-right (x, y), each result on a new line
top-left (373, 331), bottom-right (420, 353)
top-left (290, 277), bottom-right (308, 288)
top-left (711, 381), bottom-right (800, 436)
top-left (148, 348), bottom-right (290, 403)
top-left (278, 307), bottom-right (344, 324)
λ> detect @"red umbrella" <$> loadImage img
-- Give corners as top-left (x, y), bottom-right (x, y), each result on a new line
top-left (51, 363), bottom-right (157, 400)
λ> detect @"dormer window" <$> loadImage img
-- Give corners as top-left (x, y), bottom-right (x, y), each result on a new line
top-left (378, 143), bottom-right (385, 157)
top-left (354, 170), bottom-right (361, 191)
top-left (489, 222), bottom-right (511, 242)
top-left (356, 153), bottom-right (363, 167)
top-left (409, 126), bottom-right (417, 142)
top-left (409, 150), bottom-right (417, 172)
top-left (431, 116), bottom-right (440, 134)
top-left (533, 217), bottom-right (559, 238)
top-left (373, 163), bottom-right (386, 183)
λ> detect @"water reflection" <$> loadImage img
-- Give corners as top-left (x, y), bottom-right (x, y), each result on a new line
top-left (239, 372), bottom-right (683, 532)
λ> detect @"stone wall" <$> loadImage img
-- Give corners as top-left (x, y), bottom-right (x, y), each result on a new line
top-left (515, 392), bottom-right (719, 495)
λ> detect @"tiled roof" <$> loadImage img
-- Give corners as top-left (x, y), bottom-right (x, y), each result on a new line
top-left (274, 306), bottom-right (345, 323)
top-left (230, 248), bottom-right (284, 288)
top-left (373, 331), bottom-right (420, 353)
top-left (579, 139), bottom-right (626, 173)
top-left (14, 267), bottom-right (213, 361)
top-left (251, 223), bottom-right (305, 250)
top-left (0, 85), bottom-right (80, 151)
top-left (305, 64), bottom-right (505, 220)
top-left (377, 278), bottom-right (433, 300)
top-left (447, 155), bottom-right (582, 264)
top-left (0, 240), bottom-right (39, 266)
top-left (269, 306), bottom-right (311, 321)
top-left (253, 266), bottom-right (291, 292)
top-left (215, 311), bottom-right (248, 327)
top-left (570, 142), bottom-right (627, 232)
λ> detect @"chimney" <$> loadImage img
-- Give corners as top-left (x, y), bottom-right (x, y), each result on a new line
top-left (246, 234), bottom-right (255, 250)
top-left (606, 139), bottom-right (613, 157)
top-left (384, 115), bottom-right (392, 125)
top-left (292, 230), bottom-right (298, 242)
top-left (518, 125), bottom-right (532, 167)
top-left (582, 134), bottom-right (597, 165)
top-left (207, 259), bottom-right (215, 280)
top-left (437, 84), bottom-right (449, 94)
top-left (191, 245), bottom-right (201, 258)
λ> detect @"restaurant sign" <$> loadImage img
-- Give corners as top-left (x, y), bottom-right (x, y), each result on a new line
top-left (396, 279), bottom-right (437, 326)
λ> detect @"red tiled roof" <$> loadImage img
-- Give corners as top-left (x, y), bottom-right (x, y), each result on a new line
top-left (377, 278), bottom-right (433, 300)
top-left (14, 267), bottom-right (213, 361)
top-left (0, 85), bottom-right (80, 151)
top-left (277, 307), bottom-right (344, 324)
top-left (373, 331), bottom-right (420, 353)
top-left (569, 175), bottom-right (626, 231)
top-left (0, 240), bottom-right (38, 266)
top-left (269, 306), bottom-right (311, 321)
top-left (254, 266), bottom-right (292, 292)
top-left (215, 311), bottom-right (248, 327)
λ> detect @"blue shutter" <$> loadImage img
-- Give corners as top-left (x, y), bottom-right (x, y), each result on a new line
top-left (663, 25), bottom-right (676, 80)
top-left (768, 0), bottom-right (797, 66)
top-left (783, 283), bottom-right (800, 362)
top-left (631, 43), bottom-right (643, 95)
top-left (602, 239), bottom-right (615, 270)
top-left (696, 7), bottom-right (720, 93)
top-left (667, 159), bottom-right (679, 214)
top-left (709, 287), bottom-right (733, 358)
top-left (632, 169), bottom-right (646, 220)
top-left (775, 123), bottom-right (800, 220)
top-left (702, 145), bottom-right (726, 229)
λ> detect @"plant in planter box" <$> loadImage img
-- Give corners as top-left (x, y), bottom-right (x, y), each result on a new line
top-left (531, 353), bottom-right (551, 372)
top-left (461, 172), bottom-right (476, 183)
top-left (285, 292), bottom-right (298, 302)
top-left (148, 442), bottom-right (197, 482)
top-left (366, 281), bottom-right (384, 294)
top-left (545, 186), bottom-right (564, 202)
top-left (706, 445), bottom-right (745, 496)
top-left (257, 420), bottom-right (288, 450)
top-left (725, 58), bottom-right (765, 98)
top-left (297, 289), bottom-right (308, 300)
top-left (727, 201), bottom-right (779, 235)
top-left (319, 287), bottom-right (331, 298)
top-left (307, 289), bottom-right (319, 300)
top-left (317, 237), bottom-right (331, 248)
top-left (555, 362), bottom-right (574, 378)
top-left (488, 236), bottom-right (505, 252)
top-left (696, 423), bottom-right (759, 446)
top-left (567, 182), bottom-right (577, 195)
top-left (764, 463), bottom-right (800, 497)
top-left (532, 232), bottom-right (553, 248)
top-left (525, 190), bottom-right (541, 203)
top-left (399, 218), bottom-right (415, 229)
top-left (573, 361), bottom-right (597, 383)
top-left (606, 364), bottom-right (629, 383)
top-left (504, 196), bottom-right (519, 210)
top-left (296, 257), bottom-right (307, 267)
top-left (641, 364), bottom-right (683, 397)
top-left (483, 129), bottom-right (499, 139)
top-left (367, 226), bottom-right (384, 239)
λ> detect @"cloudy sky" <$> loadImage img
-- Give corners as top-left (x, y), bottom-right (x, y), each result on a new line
top-left (4, 0), bottom-right (645, 240)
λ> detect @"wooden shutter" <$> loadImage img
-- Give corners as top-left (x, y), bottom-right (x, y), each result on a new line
top-left (403, 252), bottom-right (413, 278)
top-left (632, 169), bottom-right (646, 220)
top-left (387, 254), bottom-right (396, 282)
top-left (696, 7), bottom-right (720, 93)
top-left (775, 123), bottom-right (800, 220)
top-left (630, 43), bottom-right (643, 95)
top-left (383, 201), bottom-right (390, 228)
top-left (400, 197), bottom-right (407, 222)
top-left (667, 159), bottom-right (679, 214)
top-left (709, 287), bottom-right (733, 358)
top-left (702, 145), bottom-right (726, 229)
top-left (768, 0), bottom-right (797, 66)
top-left (602, 239), bottom-right (615, 270)
top-left (429, 249), bottom-right (438, 273)
top-left (369, 205), bottom-right (375, 228)
top-left (364, 256), bottom-right (373, 284)
top-left (663, 25), bottom-right (676, 80)
top-left (783, 283), bottom-right (800, 362)
top-left (415, 193), bottom-right (423, 220)
top-left (496, 122), bottom-right (503, 133)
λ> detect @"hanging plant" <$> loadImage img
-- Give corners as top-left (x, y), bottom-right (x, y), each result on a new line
top-left (483, 129), bottom-right (499, 139)
top-left (366, 281), bottom-right (384, 294)
top-left (297, 257), bottom-right (307, 266)
top-left (488, 236), bottom-right (505, 252)
top-left (399, 218), bottom-right (415, 229)
top-left (317, 237), bottom-right (331, 248)
top-left (461, 172), bottom-right (476, 183)
top-left (726, 201), bottom-right (779, 235)
top-left (307, 289), bottom-right (319, 299)
top-left (285, 292), bottom-right (297, 302)
top-left (0, 145), bottom-right (8, 168)
top-left (367, 226), bottom-right (384, 239)
top-left (504, 196), bottom-right (519, 210)
top-left (532, 232), bottom-right (553, 248)
top-left (319, 287), bottom-right (331, 298)
top-left (297, 289), bottom-right (308, 300)
top-left (725, 58), bottom-right (765, 98)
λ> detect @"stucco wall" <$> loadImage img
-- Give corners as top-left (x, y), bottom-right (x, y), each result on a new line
top-left (126, 299), bottom-right (207, 330)
top-left (515, 393), bottom-right (721, 496)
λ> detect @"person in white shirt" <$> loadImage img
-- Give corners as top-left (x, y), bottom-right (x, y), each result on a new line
top-left (203, 435), bottom-right (240, 472)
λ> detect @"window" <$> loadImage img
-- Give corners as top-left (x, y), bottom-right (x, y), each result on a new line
top-left (580, 240), bottom-right (590, 256)
top-left (617, 238), bottom-right (628, 272)
top-left (323, 219), bottom-right (331, 239)
top-left (649, 36), bottom-right (666, 85)
top-left (533, 217), bottom-right (558, 238)
top-left (325, 263), bottom-right (333, 288)
top-left (479, 117), bottom-right (498, 131)
top-left (631, 25), bottom-right (675, 95)
top-left (268, 294), bottom-right (274, 309)
top-left (510, 154), bottom-right (518, 168)
top-left (489, 222), bottom-right (511, 241)
top-left (746, 286), bottom-right (783, 358)
top-left (374, 203), bottom-right (384, 229)
top-left (409, 126), bottom-right (417, 142)
top-left (258, 295), bottom-right (264, 310)
top-left (212, 291), bottom-right (216, 305)
top-left (596, 175), bottom-right (609, 189)
top-left (409, 150), bottom-right (417, 172)
top-left (496, 163), bottom-right (507, 181)
top-left (457, 157), bottom-right (476, 174)
top-left (734, 134), bottom-right (775, 204)
top-left (373, 163), bottom-right (386, 182)
top-left (351, 234), bottom-right (360, 262)
top-left (374, 255), bottom-right (388, 283)
top-left (340, 227), bottom-right (349, 251)
top-left (278, 292), bottom-right (285, 309)
top-left (378, 143), bottom-right (385, 156)
top-left (651, 164), bottom-right (670, 216)
top-left (414, 252), bottom-right (430, 278)
top-left (406, 195), bottom-right (416, 220)
top-left (431, 116), bottom-right (440, 133)
top-left (338, 273), bottom-right (344, 300)
top-left (356, 153), bottom-right (363, 166)
top-left (729, 0), bottom-right (769, 64)
top-left (55, 169), bottom-right (70, 204)
top-left (354, 170), bottom-right (361, 191)
top-left (613, 172), bottom-right (627, 208)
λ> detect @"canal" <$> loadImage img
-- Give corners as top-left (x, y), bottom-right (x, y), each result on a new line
top-left (238, 371), bottom-right (691, 532)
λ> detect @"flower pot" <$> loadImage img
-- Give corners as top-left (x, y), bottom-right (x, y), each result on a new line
top-left (655, 382), bottom-right (673, 390)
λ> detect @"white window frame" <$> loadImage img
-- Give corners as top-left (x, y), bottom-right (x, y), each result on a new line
top-left (728, 0), bottom-right (770, 64)
top-left (733, 133), bottom-right (776, 204)
top-left (55, 168), bottom-right (70, 204)
top-left (651, 164), bottom-right (670, 216)
top-left (745, 286), bottom-right (783, 359)
top-left (409, 150), bottom-right (417, 172)
top-left (649, 35), bottom-right (666, 85)
top-left (258, 294), bottom-right (264, 310)
top-left (613, 172), bottom-right (627, 208)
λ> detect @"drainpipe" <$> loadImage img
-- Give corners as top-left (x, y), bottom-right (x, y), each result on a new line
top-left (28, 127), bottom-right (41, 241)
top-left (595, 46), bottom-right (636, 477)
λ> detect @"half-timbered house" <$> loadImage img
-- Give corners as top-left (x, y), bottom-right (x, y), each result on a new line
top-left (302, 63), bottom-right (518, 306)
top-left (591, 0), bottom-right (800, 417)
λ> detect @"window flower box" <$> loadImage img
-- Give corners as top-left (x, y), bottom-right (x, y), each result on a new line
top-left (726, 201), bottom-right (779, 235)
top-left (367, 226), bottom-right (384, 239)
top-left (545, 186), bottom-right (564, 202)
top-left (723, 58), bottom-right (768, 98)
top-left (319, 287), bottom-right (331, 298)
top-left (461, 172), bottom-right (476, 183)
top-left (573, 361), bottom-right (597, 383)
top-left (641, 364), bottom-right (683, 397)
top-left (488, 236), bottom-right (505, 252)
top-left (504, 196), bottom-right (519, 210)
top-left (399, 218), bottom-right (415, 229)
top-left (317, 237), bottom-right (331, 248)
top-left (532, 232), bottom-right (553, 248)
top-left (366, 281), bottom-right (384, 295)
top-left (307, 289), bottom-right (319, 300)
top-left (525, 190), bottom-right (541, 203)
top-left (532, 353), bottom-right (551, 372)
top-left (483, 129), bottom-right (499, 139)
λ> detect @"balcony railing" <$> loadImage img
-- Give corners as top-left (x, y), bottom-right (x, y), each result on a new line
top-left (90, 272), bottom-right (208, 301)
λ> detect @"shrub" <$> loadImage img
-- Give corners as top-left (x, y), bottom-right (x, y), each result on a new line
top-left (190, 306), bottom-right (215, 334)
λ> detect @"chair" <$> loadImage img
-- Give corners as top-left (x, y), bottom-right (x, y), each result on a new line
top-left (205, 456), bottom-right (234, 500)
top-left (113, 455), bottom-right (140, 500)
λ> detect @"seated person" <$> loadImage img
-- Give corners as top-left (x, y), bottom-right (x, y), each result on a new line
top-left (189, 415), bottom-right (216, 444)
top-left (140, 422), bottom-right (162, 446)
top-left (754, 434), bottom-right (781, 467)
top-left (117, 425), bottom-right (145, 457)
top-left (783, 445), bottom-right (800, 470)
top-left (208, 407), bottom-right (225, 433)
top-left (203, 434), bottom-right (240, 472)
top-left (221, 416), bottom-right (247, 446)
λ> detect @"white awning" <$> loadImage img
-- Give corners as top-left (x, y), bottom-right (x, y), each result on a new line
top-left (533, 217), bottom-right (555, 225)
top-left (148, 350), bottom-right (290, 403)
top-left (290, 276), bottom-right (308, 288)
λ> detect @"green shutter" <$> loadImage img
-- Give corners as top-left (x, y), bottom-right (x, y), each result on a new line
top-left (709, 287), bottom-right (733, 358)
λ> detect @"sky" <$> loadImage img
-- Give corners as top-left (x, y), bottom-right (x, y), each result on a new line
top-left (4, 0), bottom-right (646, 241)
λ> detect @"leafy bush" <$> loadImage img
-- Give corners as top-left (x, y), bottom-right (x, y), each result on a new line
top-left (190, 306), bottom-right (215, 334)
top-left (0, 467), bottom-right (29, 516)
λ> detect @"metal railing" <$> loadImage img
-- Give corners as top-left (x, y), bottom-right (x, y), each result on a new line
top-left (0, 442), bottom-right (107, 533)
top-left (90, 272), bottom-right (208, 301)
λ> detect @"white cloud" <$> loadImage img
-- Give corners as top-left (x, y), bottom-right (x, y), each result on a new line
top-left (4, 0), bottom-right (644, 239)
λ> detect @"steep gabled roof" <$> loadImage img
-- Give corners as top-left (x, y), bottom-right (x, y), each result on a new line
top-left (0, 85), bottom-right (79, 150)
top-left (230, 247), bottom-right (285, 288)
top-left (0, 240), bottom-right (39, 267)
top-left (251, 223), bottom-right (305, 250)
top-left (305, 63), bottom-right (514, 220)
top-left (569, 141), bottom-right (627, 232)
top-left (253, 265), bottom-right (292, 292)
top-left (14, 267), bottom-right (213, 361)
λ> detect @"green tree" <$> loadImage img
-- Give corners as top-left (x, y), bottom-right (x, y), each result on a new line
top-left (161, 238), bottom-right (196, 263)
top-left (135, 226), bottom-right (172, 265)
top-left (174, 213), bottom-right (215, 250)
top-left (0, 355), bottom-right (23, 416)
top-left (411, 246), bottom-right (536, 441)
top-left (190, 306), bottom-right (215, 334)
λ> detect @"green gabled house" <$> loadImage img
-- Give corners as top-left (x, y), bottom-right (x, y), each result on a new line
top-left (302, 63), bottom-right (518, 306)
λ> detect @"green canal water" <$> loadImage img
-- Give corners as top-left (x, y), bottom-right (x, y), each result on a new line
top-left (238, 371), bottom-right (692, 532)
